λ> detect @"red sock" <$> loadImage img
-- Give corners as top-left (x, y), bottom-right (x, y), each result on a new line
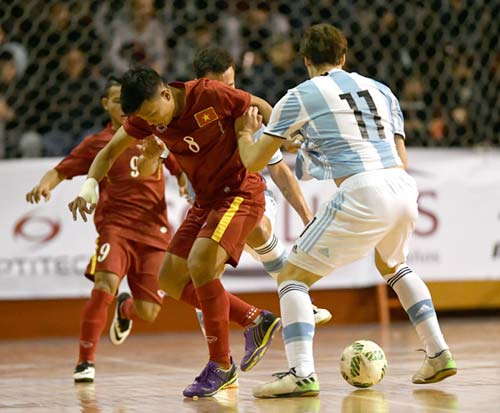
top-left (181, 282), bottom-right (261, 327)
top-left (79, 289), bottom-right (114, 363)
top-left (120, 297), bottom-right (141, 321)
top-left (195, 279), bottom-right (231, 366)
top-left (180, 282), bottom-right (199, 307)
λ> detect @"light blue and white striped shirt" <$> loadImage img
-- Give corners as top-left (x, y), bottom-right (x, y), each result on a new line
top-left (265, 69), bottom-right (404, 180)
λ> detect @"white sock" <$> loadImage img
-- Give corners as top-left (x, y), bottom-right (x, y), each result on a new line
top-left (384, 265), bottom-right (448, 356)
top-left (253, 234), bottom-right (287, 279)
top-left (279, 280), bottom-right (315, 377)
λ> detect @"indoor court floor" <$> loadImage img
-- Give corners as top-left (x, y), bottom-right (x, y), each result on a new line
top-left (0, 317), bottom-right (498, 412)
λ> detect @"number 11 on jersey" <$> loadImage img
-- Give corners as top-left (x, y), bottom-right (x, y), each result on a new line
top-left (340, 90), bottom-right (385, 140)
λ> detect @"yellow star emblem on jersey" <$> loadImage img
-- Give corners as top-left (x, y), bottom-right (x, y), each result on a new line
top-left (194, 106), bottom-right (219, 128)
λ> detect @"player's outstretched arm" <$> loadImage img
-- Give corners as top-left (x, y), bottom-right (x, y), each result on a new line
top-left (249, 95), bottom-right (273, 125)
top-left (26, 169), bottom-right (66, 204)
top-left (68, 127), bottom-right (135, 222)
top-left (235, 107), bottom-right (284, 172)
top-left (268, 161), bottom-right (312, 225)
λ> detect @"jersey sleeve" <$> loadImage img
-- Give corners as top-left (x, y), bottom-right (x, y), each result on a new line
top-left (123, 115), bottom-right (153, 140)
top-left (163, 153), bottom-right (183, 177)
top-left (383, 85), bottom-right (405, 138)
top-left (268, 149), bottom-right (283, 165)
top-left (265, 90), bottom-right (308, 139)
top-left (253, 126), bottom-right (283, 165)
top-left (54, 136), bottom-right (105, 179)
top-left (389, 90), bottom-right (405, 138)
top-left (212, 82), bottom-right (251, 118)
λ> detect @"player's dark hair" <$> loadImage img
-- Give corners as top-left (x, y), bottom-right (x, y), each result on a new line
top-left (299, 24), bottom-right (347, 66)
top-left (193, 47), bottom-right (235, 78)
top-left (102, 75), bottom-right (121, 98)
top-left (120, 65), bottom-right (163, 115)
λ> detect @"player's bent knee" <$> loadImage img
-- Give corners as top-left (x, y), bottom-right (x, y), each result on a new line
top-left (187, 257), bottom-right (216, 286)
top-left (158, 253), bottom-right (191, 300)
top-left (374, 250), bottom-right (399, 276)
top-left (188, 238), bottom-right (228, 286)
top-left (94, 271), bottom-right (120, 295)
top-left (159, 270), bottom-right (190, 300)
top-left (277, 262), bottom-right (320, 287)
top-left (134, 300), bottom-right (161, 322)
top-left (246, 217), bottom-right (272, 248)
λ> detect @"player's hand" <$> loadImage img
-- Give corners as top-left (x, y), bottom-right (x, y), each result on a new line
top-left (283, 132), bottom-right (304, 153)
top-left (176, 173), bottom-right (189, 198)
top-left (235, 106), bottom-right (263, 136)
top-left (68, 196), bottom-right (96, 222)
top-left (26, 184), bottom-right (51, 204)
top-left (176, 173), bottom-right (194, 204)
top-left (137, 135), bottom-right (166, 159)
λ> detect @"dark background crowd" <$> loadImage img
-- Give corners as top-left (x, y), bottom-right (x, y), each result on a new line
top-left (0, 0), bottom-right (498, 158)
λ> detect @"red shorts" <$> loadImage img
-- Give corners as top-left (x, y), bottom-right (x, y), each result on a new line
top-left (85, 228), bottom-right (166, 305)
top-left (168, 193), bottom-right (265, 267)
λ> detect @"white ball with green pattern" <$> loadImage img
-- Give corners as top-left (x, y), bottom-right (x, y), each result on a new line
top-left (340, 340), bottom-right (387, 388)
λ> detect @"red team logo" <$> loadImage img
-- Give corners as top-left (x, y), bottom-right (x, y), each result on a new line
top-left (14, 213), bottom-right (61, 244)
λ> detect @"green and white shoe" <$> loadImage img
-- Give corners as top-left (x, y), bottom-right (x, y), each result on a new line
top-left (312, 305), bottom-right (332, 326)
top-left (253, 369), bottom-right (320, 398)
top-left (412, 349), bottom-right (457, 384)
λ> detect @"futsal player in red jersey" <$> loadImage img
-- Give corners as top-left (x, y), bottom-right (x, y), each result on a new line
top-left (26, 76), bottom-right (185, 384)
top-left (192, 47), bottom-right (332, 326)
top-left (68, 66), bottom-right (284, 397)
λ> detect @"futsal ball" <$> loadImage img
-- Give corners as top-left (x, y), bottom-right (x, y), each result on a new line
top-left (340, 340), bottom-right (387, 388)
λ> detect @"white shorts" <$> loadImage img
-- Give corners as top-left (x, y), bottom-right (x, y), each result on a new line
top-left (288, 168), bottom-right (419, 277)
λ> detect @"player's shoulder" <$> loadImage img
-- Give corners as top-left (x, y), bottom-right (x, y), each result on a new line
top-left (272, 78), bottom-right (309, 104)
top-left (181, 79), bottom-right (223, 107)
top-left (81, 125), bottom-right (115, 145)
top-left (292, 76), bottom-right (316, 94)
top-left (350, 71), bottom-right (396, 98)
top-left (184, 78), bottom-right (228, 95)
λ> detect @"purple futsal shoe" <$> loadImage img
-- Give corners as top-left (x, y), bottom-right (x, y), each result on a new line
top-left (183, 359), bottom-right (238, 398)
top-left (240, 310), bottom-right (282, 372)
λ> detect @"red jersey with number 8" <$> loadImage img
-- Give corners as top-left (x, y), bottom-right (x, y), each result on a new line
top-left (123, 79), bottom-right (266, 207)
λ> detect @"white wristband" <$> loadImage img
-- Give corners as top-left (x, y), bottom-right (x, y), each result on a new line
top-left (79, 178), bottom-right (99, 204)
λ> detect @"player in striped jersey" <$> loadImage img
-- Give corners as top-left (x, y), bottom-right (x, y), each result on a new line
top-left (235, 24), bottom-right (456, 398)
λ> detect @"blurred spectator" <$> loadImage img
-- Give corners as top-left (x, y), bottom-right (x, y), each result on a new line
top-left (40, 46), bottom-right (103, 156)
top-left (172, 24), bottom-right (217, 81)
top-left (0, 24), bottom-right (28, 81)
top-left (220, 1), bottom-right (290, 64)
top-left (241, 37), bottom-right (307, 105)
top-left (400, 76), bottom-right (426, 145)
top-left (428, 109), bottom-right (446, 144)
top-left (32, 2), bottom-right (101, 72)
top-left (19, 131), bottom-right (43, 158)
top-left (0, 96), bottom-right (14, 158)
top-left (0, 50), bottom-right (17, 158)
top-left (0, 0), bottom-right (498, 154)
top-left (97, 0), bottom-right (167, 75)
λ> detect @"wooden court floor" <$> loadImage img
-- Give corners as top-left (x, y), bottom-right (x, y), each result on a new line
top-left (0, 317), bottom-right (498, 412)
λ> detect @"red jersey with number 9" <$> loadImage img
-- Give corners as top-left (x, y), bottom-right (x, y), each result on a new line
top-left (123, 79), bottom-right (266, 207)
top-left (55, 124), bottom-right (182, 249)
